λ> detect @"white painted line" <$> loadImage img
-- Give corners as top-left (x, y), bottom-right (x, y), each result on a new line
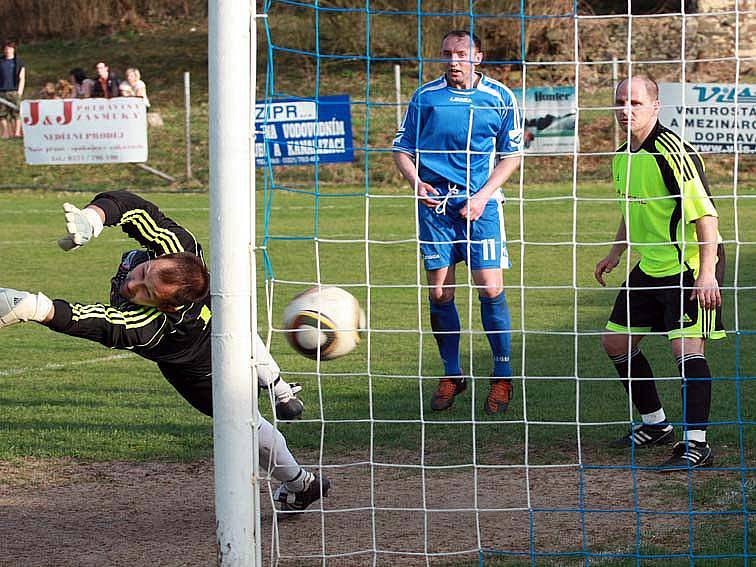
top-left (0, 353), bottom-right (134, 377)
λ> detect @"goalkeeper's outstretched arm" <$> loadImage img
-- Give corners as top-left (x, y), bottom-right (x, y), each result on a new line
top-left (58, 191), bottom-right (203, 261)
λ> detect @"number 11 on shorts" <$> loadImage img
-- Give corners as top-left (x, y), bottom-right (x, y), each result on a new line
top-left (481, 238), bottom-right (497, 261)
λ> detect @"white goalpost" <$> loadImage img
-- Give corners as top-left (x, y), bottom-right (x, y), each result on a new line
top-left (209, 0), bottom-right (261, 565)
top-left (209, 1), bottom-right (754, 565)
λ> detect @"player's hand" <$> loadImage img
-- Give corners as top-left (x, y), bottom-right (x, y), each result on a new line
top-left (274, 382), bottom-right (304, 420)
top-left (459, 194), bottom-right (487, 221)
top-left (0, 288), bottom-right (53, 328)
top-left (416, 181), bottom-right (441, 207)
top-left (58, 203), bottom-right (104, 251)
top-left (691, 272), bottom-right (721, 311)
top-left (594, 255), bottom-right (620, 287)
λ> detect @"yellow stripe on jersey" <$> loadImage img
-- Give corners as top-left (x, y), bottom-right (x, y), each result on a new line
top-left (120, 209), bottom-right (184, 254)
top-left (655, 136), bottom-right (688, 183)
top-left (72, 303), bottom-right (163, 328)
top-left (658, 132), bottom-right (697, 180)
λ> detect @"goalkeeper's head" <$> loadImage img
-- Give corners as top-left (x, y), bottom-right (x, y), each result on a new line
top-left (120, 252), bottom-right (210, 312)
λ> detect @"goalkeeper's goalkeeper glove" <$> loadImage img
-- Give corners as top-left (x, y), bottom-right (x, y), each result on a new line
top-left (58, 203), bottom-right (104, 251)
top-left (272, 379), bottom-right (304, 420)
top-left (0, 288), bottom-right (53, 328)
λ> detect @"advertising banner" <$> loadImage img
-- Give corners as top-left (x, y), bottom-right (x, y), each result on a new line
top-left (255, 94), bottom-right (354, 167)
top-left (517, 86), bottom-right (577, 154)
top-left (659, 82), bottom-right (756, 153)
top-left (21, 98), bottom-right (148, 165)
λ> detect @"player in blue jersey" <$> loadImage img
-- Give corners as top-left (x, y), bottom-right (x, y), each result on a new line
top-left (393, 30), bottom-right (522, 414)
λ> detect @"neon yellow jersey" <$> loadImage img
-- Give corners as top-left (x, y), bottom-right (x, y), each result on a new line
top-left (612, 121), bottom-right (719, 277)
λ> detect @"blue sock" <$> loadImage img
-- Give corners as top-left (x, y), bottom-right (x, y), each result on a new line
top-left (429, 297), bottom-right (461, 376)
top-left (480, 292), bottom-right (512, 378)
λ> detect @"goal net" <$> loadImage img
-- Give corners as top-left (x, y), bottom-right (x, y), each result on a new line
top-left (251, 1), bottom-right (755, 564)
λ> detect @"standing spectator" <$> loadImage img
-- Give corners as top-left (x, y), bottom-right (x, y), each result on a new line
top-left (69, 67), bottom-right (94, 98)
top-left (392, 30), bottom-right (522, 414)
top-left (0, 40), bottom-right (26, 138)
top-left (91, 61), bottom-right (119, 98)
top-left (119, 67), bottom-right (150, 107)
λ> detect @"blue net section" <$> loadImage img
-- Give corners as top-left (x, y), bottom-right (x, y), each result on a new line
top-left (257, 1), bottom-right (754, 565)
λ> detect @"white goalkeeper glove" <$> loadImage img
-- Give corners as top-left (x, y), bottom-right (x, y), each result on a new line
top-left (58, 203), bottom-right (104, 251)
top-left (0, 288), bottom-right (53, 328)
top-left (272, 379), bottom-right (304, 420)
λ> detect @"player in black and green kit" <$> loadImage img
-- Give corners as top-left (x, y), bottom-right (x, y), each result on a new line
top-left (595, 76), bottom-right (724, 470)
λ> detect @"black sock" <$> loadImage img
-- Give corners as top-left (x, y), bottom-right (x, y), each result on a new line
top-left (677, 353), bottom-right (712, 430)
top-left (610, 348), bottom-right (663, 417)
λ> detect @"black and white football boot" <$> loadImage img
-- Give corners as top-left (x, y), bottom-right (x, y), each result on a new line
top-left (609, 423), bottom-right (674, 448)
top-left (658, 441), bottom-right (713, 471)
top-left (274, 473), bottom-right (331, 513)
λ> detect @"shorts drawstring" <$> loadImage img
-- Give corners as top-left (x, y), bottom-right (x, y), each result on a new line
top-left (434, 183), bottom-right (460, 215)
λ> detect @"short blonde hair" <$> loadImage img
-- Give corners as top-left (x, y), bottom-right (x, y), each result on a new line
top-left (125, 68), bottom-right (141, 82)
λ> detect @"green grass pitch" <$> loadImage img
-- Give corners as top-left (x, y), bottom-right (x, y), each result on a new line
top-left (0, 186), bottom-right (753, 465)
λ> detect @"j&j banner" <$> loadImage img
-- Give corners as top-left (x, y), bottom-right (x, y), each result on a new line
top-left (21, 98), bottom-right (148, 165)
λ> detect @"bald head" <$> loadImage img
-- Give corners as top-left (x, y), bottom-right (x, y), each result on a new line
top-left (614, 75), bottom-right (661, 147)
top-left (616, 76), bottom-right (658, 102)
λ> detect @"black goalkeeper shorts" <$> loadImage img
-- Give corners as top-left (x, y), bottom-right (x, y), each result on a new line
top-left (606, 257), bottom-right (725, 341)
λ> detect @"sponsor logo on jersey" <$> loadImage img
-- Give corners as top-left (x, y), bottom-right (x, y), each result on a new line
top-left (424, 254), bottom-right (440, 260)
top-left (449, 96), bottom-right (472, 103)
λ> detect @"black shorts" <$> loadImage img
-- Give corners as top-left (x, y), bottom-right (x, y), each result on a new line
top-left (606, 256), bottom-right (726, 340)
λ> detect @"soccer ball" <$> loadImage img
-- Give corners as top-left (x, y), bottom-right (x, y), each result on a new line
top-left (283, 286), bottom-right (365, 360)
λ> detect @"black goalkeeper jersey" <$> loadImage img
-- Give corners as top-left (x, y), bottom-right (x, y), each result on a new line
top-left (45, 191), bottom-right (215, 413)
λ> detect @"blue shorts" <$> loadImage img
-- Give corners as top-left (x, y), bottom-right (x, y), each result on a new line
top-left (418, 183), bottom-right (510, 272)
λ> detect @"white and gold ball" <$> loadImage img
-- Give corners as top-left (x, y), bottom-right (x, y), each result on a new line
top-left (283, 286), bottom-right (365, 360)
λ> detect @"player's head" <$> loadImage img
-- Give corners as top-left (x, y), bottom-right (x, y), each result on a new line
top-left (120, 252), bottom-right (210, 312)
top-left (441, 30), bottom-right (483, 88)
top-left (615, 76), bottom-right (660, 139)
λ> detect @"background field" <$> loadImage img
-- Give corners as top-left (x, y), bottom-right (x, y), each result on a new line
top-left (0, 7), bottom-right (755, 566)
top-left (1, 186), bottom-right (754, 565)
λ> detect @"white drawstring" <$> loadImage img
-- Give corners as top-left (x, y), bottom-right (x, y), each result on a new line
top-left (434, 183), bottom-right (460, 215)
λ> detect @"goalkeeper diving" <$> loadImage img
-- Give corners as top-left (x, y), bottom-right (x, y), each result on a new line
top-left (0, 191), bottom-right (329, 512)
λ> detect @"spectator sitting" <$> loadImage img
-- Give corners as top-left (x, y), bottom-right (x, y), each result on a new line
top-left (119, 67), bottom-right (149, 107)
top-left (69, 67), bottom-right (94, 98)
top-left (56, 79), bottom-right (74, 99)
top-left (39, 82), bottom-right (57, 99)
top-left (91, 61), bottom-right (119, 98)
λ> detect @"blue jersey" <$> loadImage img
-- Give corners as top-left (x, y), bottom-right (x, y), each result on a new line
top-left (393, 74), bottom-right (522, 194)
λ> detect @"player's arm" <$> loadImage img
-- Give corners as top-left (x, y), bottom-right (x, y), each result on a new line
top-left (58, 191), bottom-right (203, 260)
top-left (0, 289), bottom-right (165, 351)
top-left (594, 218), bottom-right (628, 287)
top-left (392, 151), bottom-right (440, 207)
top-left (461, 90), bottom-right (523, 220)
top-left (692, 214), bottom-right (721, 310)
top-left (655, 137), bottom-right (721, 309)
top-left (45, 298), bottom-right (168, 350)
top-left (392, 92), bottom-right (440, 207)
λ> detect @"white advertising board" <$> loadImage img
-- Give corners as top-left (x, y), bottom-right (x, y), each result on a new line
top-left (658, 82), bottom-right (756, 153)
top-left (21, 98), bottom-right (148, 165)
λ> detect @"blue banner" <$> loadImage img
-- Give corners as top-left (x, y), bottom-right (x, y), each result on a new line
top-left (255, 95), bottom-right (354, 167)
